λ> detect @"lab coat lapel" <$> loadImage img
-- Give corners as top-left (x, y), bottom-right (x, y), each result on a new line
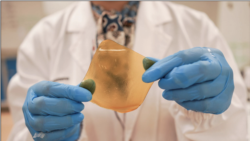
top-left (133, 1), bottom-right (173, 59)
top-left (67, 2), bottom-right (96, 81)
top-left (125, 2), bottom-right (173, 141)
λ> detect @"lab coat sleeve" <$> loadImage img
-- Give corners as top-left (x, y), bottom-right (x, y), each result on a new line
top-left (7, 20), bottom-right (50, 141)
top-left (168, 14), bottom-right (248, 141)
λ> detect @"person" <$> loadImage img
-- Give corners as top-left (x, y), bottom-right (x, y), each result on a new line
top-left (7, 1), bottom-right (248, 141)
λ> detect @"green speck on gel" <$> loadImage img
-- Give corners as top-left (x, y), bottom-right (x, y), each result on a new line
top-left (143, 57), bottom-right (156, 70)
top-left (79, 79), bottom-right (96, 95)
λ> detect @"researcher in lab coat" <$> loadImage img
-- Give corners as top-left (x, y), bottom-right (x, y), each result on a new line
top-left (7, 1), bottom-right (248, 141)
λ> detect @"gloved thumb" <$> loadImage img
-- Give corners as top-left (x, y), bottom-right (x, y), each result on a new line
top-left (143, 57), bottom-right (157, 70)
top-left (79, 79), bottom-right (96, 95)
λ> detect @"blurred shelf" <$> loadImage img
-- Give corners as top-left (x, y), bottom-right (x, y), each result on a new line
top-left (1, 48), bottom-right (18, 59)
top-left (1, 100), bottom-right (9, 112)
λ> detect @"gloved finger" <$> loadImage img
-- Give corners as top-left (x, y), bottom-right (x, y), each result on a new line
top-left (32, 123), bottom-right (80, 141)
top-left (24, 103), bottom-right (81, 141)
top-left (177, 71), bottom-right (234, 114)
top-left (29, 113), bottom-right (83, 132)
top-left (32, 81), bottom-right (92, 102)
top-left (28, 96), bottom-right (84, 116)
top-left (178, 90), bottom-right (232, 114)
top-left (177, 98), bottom-right (213, 114)
top-left (158, 58), bottom-right (221, 90)
top-left (162, 74), bottom-right (227, 102)
top-left (142, 47), bottom-right (212, 83)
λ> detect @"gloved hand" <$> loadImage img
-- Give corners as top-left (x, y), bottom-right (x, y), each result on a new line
top-left (142, 47), bottom-right (234, 114)
top-left (22, 80), bottom-right (95, 141)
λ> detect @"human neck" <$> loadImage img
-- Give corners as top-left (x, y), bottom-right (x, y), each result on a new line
top-left (91, 1), bottom-right (129, 12)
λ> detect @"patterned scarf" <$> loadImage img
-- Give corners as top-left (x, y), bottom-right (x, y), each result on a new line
top-left (91, 1), bottom-right (139, 54)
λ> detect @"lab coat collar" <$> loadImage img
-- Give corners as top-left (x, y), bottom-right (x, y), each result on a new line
top-left (137, 1), bottom-right (172, 26)
top-left (66, 1), bottom-right (94, 33)
top-left (66, 1), bottom-right (172, 32)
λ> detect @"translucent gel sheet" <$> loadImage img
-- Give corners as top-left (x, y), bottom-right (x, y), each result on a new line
top-left (83, 40), bottom-right (153, 113)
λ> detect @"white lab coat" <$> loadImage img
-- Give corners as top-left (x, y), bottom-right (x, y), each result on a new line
top-left (7, 2), bottom-right (248, 141)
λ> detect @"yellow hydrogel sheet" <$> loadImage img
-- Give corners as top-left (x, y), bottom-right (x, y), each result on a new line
top-left (83, 40), bottom-right (153, 113)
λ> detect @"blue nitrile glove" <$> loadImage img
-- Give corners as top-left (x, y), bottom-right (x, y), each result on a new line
top-left (23, 80), bottom-right (95, 141)
top-left (142, 47), bottom-right (234, 114)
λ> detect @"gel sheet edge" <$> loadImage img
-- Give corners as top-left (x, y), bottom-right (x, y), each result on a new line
top-left (81, 40), bottom-right (154, 113)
